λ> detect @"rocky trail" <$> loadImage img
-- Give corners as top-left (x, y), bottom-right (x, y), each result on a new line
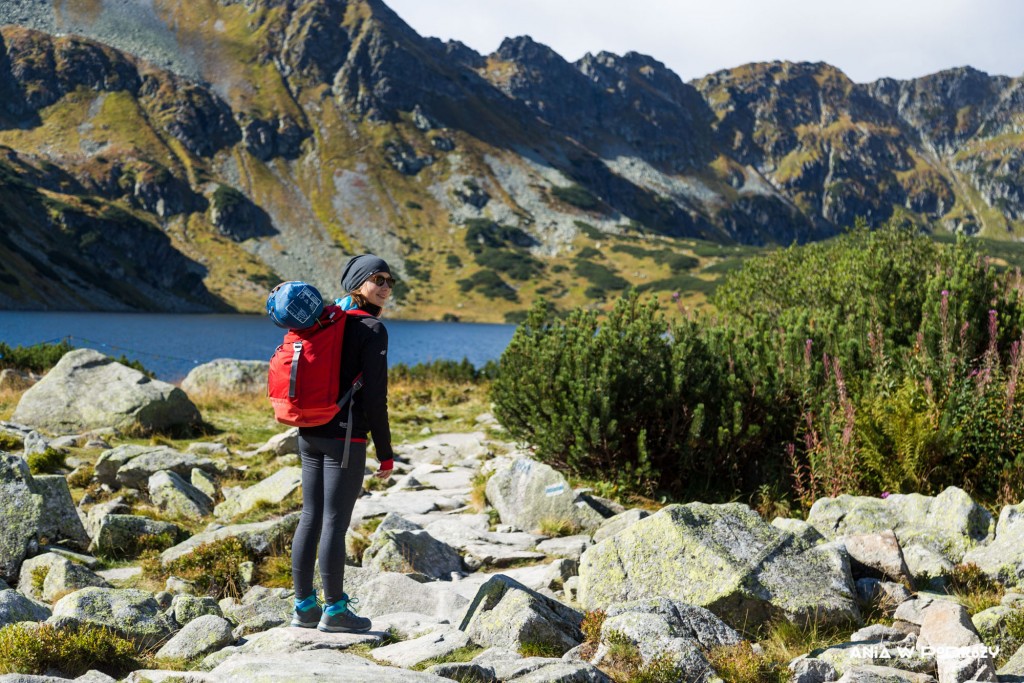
top-left (3, 351), bottom-right (1024, 682)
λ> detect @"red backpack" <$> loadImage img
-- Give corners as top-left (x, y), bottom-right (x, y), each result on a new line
top-left (267, 305), bottom-right (366, 428)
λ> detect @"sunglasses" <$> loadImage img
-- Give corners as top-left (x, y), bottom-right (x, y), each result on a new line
top-left (368, 274), bottom-right (396, 288)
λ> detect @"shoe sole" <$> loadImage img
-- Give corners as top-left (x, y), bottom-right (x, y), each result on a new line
top-left (317, 623), bottom-right (372, 633)
top-left (290, 619), bottom-right (320, 628)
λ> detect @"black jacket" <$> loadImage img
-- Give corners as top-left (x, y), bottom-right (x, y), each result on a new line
top-left (299, 306), bottom-right (394, 462)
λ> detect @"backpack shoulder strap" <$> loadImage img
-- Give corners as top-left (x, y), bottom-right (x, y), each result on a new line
top-left (347, 309), bottom-right (376, 319)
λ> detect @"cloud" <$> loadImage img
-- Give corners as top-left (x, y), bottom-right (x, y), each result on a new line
top-left (385, 0), bottom-right (1024, 82)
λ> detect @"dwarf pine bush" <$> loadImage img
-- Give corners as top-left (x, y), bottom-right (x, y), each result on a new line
top-left (0, 340), bottom-right (74, 373)
top-left (0, 341), bottom-right (152, 376)
top-left (492, 293), bottom-right (791, 497)
top-left (492, 294), bottom-right (673, 494)
top-left (494, 219), bottom-right (1024, 504)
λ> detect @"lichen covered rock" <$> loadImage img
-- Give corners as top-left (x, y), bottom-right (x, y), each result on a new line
top-left (18, 553), bottom-right (109, 602)
top-left (362, 525), bottom-right (463, 580)
top-left (12, 349), bottom-right (201, 435)
top-left (0, 588), bottom-right (51, 627)
top-left (577, 502), bottom-right (859, 629)
top-left (459, 574), bottom-right (583, 655)
top-left (0, 454), bottom-right (44, 583)
top-left (33, 474), bottom-right (91, 549)
top-left (808, 487), bottom-right (992, 564)
top-left (155, 614), bottom-right (234, 662)
top-left (485, 458), bottom-right (605, 533)
top-left (181, 359), bottom-right (269, 397)
top-left (90, 514), bottom-right (184, 558)
top-left (159, 514), bottom-right (299, 565)
top-left (962, 502), bottom-right (1024, 586)
top-left (212, 467), bottom-right (300, 521)
top-left (149, 470), bottom-right (213, 519)
top-left (50, 587), bottom-right (177, 648)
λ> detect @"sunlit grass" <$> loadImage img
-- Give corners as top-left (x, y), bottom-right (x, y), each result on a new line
top-left (0, 386), bottom-right (26, 422)
top-left (388, 377), bottom-right (492, 444)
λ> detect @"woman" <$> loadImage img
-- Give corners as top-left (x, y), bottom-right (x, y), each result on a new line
top-left (290, 254), bottom-right (396, 633)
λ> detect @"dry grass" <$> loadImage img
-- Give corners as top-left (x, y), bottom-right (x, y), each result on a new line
top-left (538, 517), bottom-right (582, 537)
top-left (754, 618), bottom-right (856, 674)
top-left (0, 386), bottom-right (26, 422)
top-left (469, 471), bottom-right (491, 513)
top-left (706, 642), bottom-right (780, 683)
top-left (946, 562), bottom-right (1005, 615)
top-left (177, 388), bottom-right (280, 447)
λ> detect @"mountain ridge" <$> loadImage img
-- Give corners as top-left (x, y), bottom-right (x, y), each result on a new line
top-left (0, 0), bottom-right (1022, 320)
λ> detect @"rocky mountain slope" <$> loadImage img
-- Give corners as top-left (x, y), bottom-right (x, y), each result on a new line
top-left (0, 0), bottom-right (1022, 319)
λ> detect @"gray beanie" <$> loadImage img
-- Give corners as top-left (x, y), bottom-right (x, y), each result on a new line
top-left (340, 254), bottom-right (391, 292)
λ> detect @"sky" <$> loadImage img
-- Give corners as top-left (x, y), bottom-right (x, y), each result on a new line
top-left (385, 0), bottom-right (1024, 84)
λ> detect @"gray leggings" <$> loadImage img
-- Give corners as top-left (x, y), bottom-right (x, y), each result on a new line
top-left (291, 435), bottom-right (366, 604)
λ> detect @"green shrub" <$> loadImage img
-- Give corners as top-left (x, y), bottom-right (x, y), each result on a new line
top-left (577, 246), bottom-right (603, 260)
top-left (457, 270), bottom-right (518, 302)
top-left (705, 642), bottom-right (777, 683)
top-left (497, 293), bottom-right (795, 497)
top-left (67, 464), bottom-right (95, 489)
top-left (712, 221), bottom-right (1000, 369)
top-left (518, 639), bottom-right (565, 658)
top-left (0, 433), bottom-right (23, 451)
top-left (246, 272), bottom-right (280, 289)
top-left (496, 219), bottom-right (1024, 506)
top-left (0, 341), bottom-right (74, 373)
top-left (0, 340), bottom-right (150, 376)
top-left (574, 221), bottom-right (603, 240)
top-left (26, 448), bottom-right (66, 475)
top-left (610, 244), bottom-right (698, 272)
top-left (476, 249), bottom-right (542, 280)
top-left (462, 220), bottom-right (541, 281)
top-left (404, 258), bottom-right (431, 282)
top-left (574, 260), bottom-right (629, 291)
top-left (30, 566), bottom-right (49, 594)
top-left (551, 184), bottom-right (600, 211)
top-left (446, 253), bottom-right (463, 269)
top-left (145, 538), bottom-right (254, 599)
top-left (702, 257), bottom-right (747, 274)
top-left (636, 274), bottom-right (718, 296)
top-left (211, 184), bottom-right (246, 212)
top-left (463, 220), bottom-right (536, 253)
top-left (716, 219), bottom-right (1024, 504)
top-left (390, 358), bottom-right (493, 383)
top-left (0, 623), bottom-right (138, 677)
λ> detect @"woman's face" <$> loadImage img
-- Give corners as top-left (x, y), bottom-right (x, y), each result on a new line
top-left (357, 272), bottom-right (394, 308)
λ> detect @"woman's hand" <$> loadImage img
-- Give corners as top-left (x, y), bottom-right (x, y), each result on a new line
top-left (373, 459), bottom-right (394, 480)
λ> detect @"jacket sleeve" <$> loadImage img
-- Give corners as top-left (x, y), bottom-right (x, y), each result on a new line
top-left (359, 319), bottom-right (394, 462)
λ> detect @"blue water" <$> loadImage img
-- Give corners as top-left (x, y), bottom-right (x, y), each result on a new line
top-left (0, 312), bottom-right (517, 382)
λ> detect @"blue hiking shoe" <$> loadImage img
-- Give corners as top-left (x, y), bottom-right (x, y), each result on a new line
top-left (290, 594), bottom-right (322, 628)
top-left (317, 594), bottom-right (371, 633)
